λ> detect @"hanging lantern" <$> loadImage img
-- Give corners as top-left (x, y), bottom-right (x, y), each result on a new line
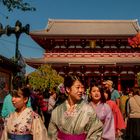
top-left (89, 40), bottom-right (96, 48)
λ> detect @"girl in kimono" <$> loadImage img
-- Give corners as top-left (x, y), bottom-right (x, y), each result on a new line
top-left (89, 84), bottom-right (115, 140)
top-left (1, 86), bottom-right (48, 140)
top-left (48, 75), bottom-right (103, 140)
top-left (104, 89), bottom-right (126, 139)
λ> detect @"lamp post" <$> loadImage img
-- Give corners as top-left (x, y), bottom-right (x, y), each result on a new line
top-left (6, 21), bottom-right (30, 88)
top-left (5, 20), bottom-right (30, 61)
top-left (0, 21), bottom-right (30, 89)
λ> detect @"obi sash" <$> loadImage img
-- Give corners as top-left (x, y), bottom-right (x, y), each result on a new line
top-left (57, 130), bottom-right (86, 140)
top-left (8, 133), bottom-right (33, 140)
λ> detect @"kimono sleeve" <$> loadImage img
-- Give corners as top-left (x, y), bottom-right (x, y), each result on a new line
top-left (102, 104), bottom-right (115, 140)
top-left (86, 109), bottom-right (103, 140)
top-left (1, 127), bottom-right (8, 140)
top-left (114, 102), bottom-right (126, 130)
top-left (48, 110), bottom-right (58, 139)
top-left (32, 116), bottom-right (48, 140)
top-left (1, 119), bottom-right (8, 140)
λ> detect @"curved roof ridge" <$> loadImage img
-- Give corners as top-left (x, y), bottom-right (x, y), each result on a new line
top-left (47, 18), bottom-right (138, 23)
top-left (30, 19), bottom-right (139, 36)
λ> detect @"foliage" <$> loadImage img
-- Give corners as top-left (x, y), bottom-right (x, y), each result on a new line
top-left (128, 33), bottom-right (140, 48)
top-left (28, 64), bottom-right (64, 92)
top-left (1, 0), bottom-right (36, 11)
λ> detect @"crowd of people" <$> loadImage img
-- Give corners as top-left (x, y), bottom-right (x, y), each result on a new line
top-left (0, 75), bottom-right (140, 140)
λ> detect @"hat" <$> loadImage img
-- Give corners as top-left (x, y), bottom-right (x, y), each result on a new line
top-left (103, 80), bottom-right (113, 86)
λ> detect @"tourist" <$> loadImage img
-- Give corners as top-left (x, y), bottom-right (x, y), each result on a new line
top-left (1, 86), bottom-right (48, 140)
top-left (125, 88), bottom-right (134, 118)
top-left (45, 88), bottom-right (57, 129)
top-left (126, 87), bottom-right (140, 140)
top-left (48, 75), bottom-right (103, 139)
top-left (119, 89), bottom-right (129, 120)
top-left (103, 80), bottom-right (120, 106)
top-left (48, 88), bottom-right (57, 113)
top-left (89, 84), bottom-right (115, 140)
top-left (104, 89), bottom-right (126, 139)
top-left (1, 92), bottom-right (31, 118)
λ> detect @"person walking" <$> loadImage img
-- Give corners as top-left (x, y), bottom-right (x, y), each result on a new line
top-left (104, 89), bottom-right (126, 139)
top-left (119, 90), bottom-right (129, 120)
top-left (103, 80), bottom-right (120, 107)
top-left (1, 92), bottom-right (31, 118)
top-left (45, 88), bottom-right (57, 129)
top-left (89, 84), bottom-right (115, 140)
top-left (48, 75), bottom-right (103, 140)
top-left (1, 86), bottom-right (48, 140)
top-left (126, 87), bottom-right (140, 140)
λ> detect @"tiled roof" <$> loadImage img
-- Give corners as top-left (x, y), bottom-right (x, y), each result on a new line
top-left (0, 55), bottom-right (18, 72)
top-left (25, 53), bottom-right (140, 66)
top-left (30, 19), bottom-right (140, 36)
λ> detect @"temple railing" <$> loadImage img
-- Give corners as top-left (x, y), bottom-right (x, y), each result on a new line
top-left (44, 52), bottom-right (140, 58)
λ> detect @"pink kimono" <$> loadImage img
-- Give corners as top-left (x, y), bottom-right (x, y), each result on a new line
top-left (90, 102), bottom-right (115, 140)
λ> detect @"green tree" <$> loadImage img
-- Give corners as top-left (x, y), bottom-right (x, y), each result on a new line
top-left (28, 64), bottom-right (64, 92)
top-left (1, 0), bottom-right (36, 11)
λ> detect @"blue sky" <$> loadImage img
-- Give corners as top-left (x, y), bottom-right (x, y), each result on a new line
top-left (0, 0), bottom-right (140, 73)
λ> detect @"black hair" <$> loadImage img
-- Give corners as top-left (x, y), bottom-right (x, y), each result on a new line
top-left (43, 88), bottom-right (50, 98)
top-left (89, 83), bottom-right (106, 103)
top-left (132, 87), bottom-right (140, 96)
top-left (104, 89), bottom-right (111, 100)
top-left (64, 75), bottom-right (84, 91)
top-left (11, 86), bottom-right (31, 98)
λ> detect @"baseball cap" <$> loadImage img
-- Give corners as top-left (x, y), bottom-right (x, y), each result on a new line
top-left (103, 80), bottom-right (113, 86)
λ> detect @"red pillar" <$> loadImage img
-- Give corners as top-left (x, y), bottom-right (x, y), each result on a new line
top-left (118, 74), bottom-right (121, 91)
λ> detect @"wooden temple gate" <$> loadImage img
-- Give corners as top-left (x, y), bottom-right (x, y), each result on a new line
top-left (27, 19), bottom-right (140, 91)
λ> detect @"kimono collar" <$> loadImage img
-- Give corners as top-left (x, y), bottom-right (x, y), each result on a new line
top-left (66, 99), bottom-right (83, 109)
top-left (64, 100), bottom-right (84, 117)
top-left (90, 101), bottom-right (101, 109)
top-left (66, 100), bottom-right (78, 110)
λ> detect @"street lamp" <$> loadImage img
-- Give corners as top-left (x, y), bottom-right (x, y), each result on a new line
top-left (0, 21), bottom-right (30, 89)
top-left (5, 20), bottom-right (30, 61)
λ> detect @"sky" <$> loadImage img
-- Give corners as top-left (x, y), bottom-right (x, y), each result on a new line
top-left (0, 0), bottom-right (140, 73)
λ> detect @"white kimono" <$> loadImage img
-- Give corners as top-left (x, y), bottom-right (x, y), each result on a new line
top-left (1, 107), bottom-right (48, 140)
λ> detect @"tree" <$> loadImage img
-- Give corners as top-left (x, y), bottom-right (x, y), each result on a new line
top-left (28, 64), bottom-right (64, 92)
top-left (1, 0), bottom-right (36, 11)
top-left (128, 32), bottom-right (140, 48)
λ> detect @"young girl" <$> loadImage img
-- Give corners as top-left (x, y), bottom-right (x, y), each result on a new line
top-left (48, 75), bottom-right (103, 140)
top-left (1, 87), bottom-right (48, 140)
top-left (89, 84), bottom-right (115, 140)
